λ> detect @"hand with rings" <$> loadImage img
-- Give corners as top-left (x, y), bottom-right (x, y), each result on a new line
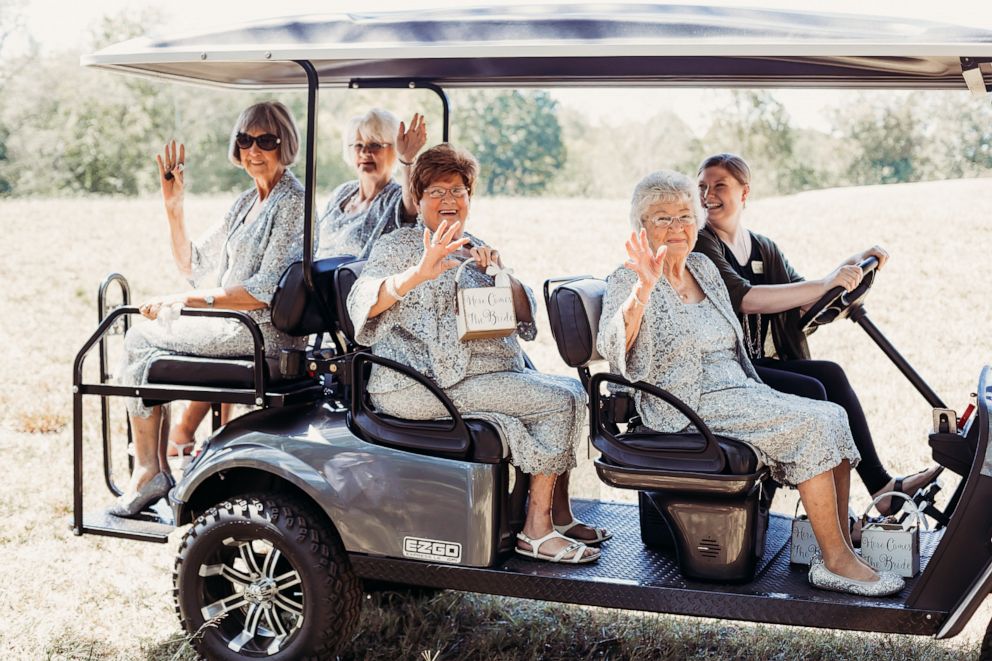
top-left (155, 139), bottom-right (186, 215)
top-left (139, 295), bottom-right (184, 321)
top-left (469, 245), bottom-right (503, 270)
top-left (415, 220), bottom-right (470, 282)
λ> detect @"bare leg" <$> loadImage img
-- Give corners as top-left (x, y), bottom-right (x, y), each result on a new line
top-left (797, 468), bottom-right (878, 582)
top-left (833, 459), bottom-right (853, 549)
top-left (550, 471), bottom-right (606, 543)
top-left (168, 402), bottom-right (235, 455)
top-left (520, 474), bottom-right (596, 560)
top-left (156, 404), bottom-right (171, 475)
top-left (127, 405), bottom-right (164, 495)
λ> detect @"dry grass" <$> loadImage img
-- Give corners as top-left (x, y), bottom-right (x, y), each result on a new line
top-left (0, 179), bottom-right (990, 658)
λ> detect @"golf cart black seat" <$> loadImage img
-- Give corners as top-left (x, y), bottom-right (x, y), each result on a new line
top-left (545, 276), bottom-right (772, 582)
top-left (545, 276), bottom-right (761, 478)
top-left (144, 255), bottom-right (359, 399)
top-left (333, 259), bottom-right (507, 464)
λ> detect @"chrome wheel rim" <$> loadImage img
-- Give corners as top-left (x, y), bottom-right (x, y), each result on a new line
top-left (198, 537), bottom-right (304, 655)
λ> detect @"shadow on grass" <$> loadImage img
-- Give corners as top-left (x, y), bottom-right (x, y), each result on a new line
top-left (45, 590), bottom-right (979, 660)
top-left (337, 590), bottom-right (980, 661)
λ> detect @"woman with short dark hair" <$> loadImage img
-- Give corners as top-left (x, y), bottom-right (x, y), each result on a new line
top-left (347, 143), bottom-right (608, 564)
top-left (111, 101), bottom-right (306, 517)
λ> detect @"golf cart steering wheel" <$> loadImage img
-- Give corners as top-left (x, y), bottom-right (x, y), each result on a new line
top-left (798, 256), bottom-right (879, 333)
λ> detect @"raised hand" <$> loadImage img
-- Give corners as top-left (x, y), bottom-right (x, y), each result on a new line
top-left (155, 140), bottom-right (186, 216)
top-left (623, 229), bottom-right (667, 291)
top-left (415, 220), bottom-right (470, 282)
top-left (469, 245), bottom-right (504, 270)
top-left (396, 113), bottom-right (427, 164)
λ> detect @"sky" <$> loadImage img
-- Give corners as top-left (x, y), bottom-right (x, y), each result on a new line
top-left (12, 0), bottom-right (992, 132)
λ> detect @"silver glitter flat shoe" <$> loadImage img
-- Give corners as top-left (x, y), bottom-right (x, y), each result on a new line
top-left (109, 472), bottom-right (172, 518)
top-left (808, 559), bottom-right (905, 597)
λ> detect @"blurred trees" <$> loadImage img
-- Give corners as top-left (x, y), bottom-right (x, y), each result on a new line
top-left (453, 90), bottom-right (566, 196)
top-left (0, 9), bottom-right (990, 199)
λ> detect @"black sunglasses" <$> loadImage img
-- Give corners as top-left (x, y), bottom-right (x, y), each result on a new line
top-left (235, 132), bottom-right (281, 151)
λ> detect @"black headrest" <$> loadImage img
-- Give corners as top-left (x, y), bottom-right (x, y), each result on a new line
top-left (333, 259), bottom-right (366, 344)
top-left (546, 277), bottom-right (606, 367)
top-left (270, 255), bottom-right (356, 336)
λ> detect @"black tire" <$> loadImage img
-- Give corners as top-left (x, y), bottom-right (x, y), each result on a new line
top-left (173, 494), bottom-right (362, 660)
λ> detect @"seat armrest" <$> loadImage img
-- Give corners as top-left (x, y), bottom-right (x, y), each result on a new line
top-left (589, 372), bottom-right (725, 471)
top-left (349, 352), bottom-right (472, 458)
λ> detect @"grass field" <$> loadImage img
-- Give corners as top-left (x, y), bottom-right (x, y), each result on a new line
top-left (1, 178), bottom-right (990, 659)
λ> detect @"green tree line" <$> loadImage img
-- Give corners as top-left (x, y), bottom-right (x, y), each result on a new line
top-left (1, 12), bottom-right (990, 199)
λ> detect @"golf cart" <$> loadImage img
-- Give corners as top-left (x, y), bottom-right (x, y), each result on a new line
top-left (73, 6), bottom-right (992, 659)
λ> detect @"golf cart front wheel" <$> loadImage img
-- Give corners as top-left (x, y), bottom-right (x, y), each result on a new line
top-left (173, 494), bottom-right (361, 660)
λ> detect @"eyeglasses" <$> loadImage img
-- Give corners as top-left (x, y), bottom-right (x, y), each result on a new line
top-left (643, 215), bottom-right (695, 229)
top-left (236, 132), bottom-right (281, 151)
top-left (425, 186), bottom-right (469, 199)
top-left (350, 142), bottom-right (392, 154)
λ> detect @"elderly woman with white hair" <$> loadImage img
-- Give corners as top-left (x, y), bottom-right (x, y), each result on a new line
top-left (111, 101), bottom-right (306, 517)
top-left (316, 108), bottom-right (426, 259)
top-left (596, 170), bottom-right (904, 596)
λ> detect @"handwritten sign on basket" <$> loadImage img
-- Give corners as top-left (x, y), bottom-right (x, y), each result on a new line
top-left (859, 492), bottom-right (924, 578)
top-left (454, 258), bottom-right (517, 341)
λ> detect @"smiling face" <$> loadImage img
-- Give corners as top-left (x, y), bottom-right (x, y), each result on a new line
top-left (698, 165), bottom-right (748, 231)
top-left (351, 130), bottom-right (397, 184)
top-left (239, 126), bottom-right (284, 182)
top-left (418, 173), bottom-right (471, 235)
top-left (641, 198), bottom-right (699, 259)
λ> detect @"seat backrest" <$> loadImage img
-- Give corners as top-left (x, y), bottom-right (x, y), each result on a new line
top-left (546, 277), bottom-right (606, 368)
top-left (270, 254), bottom-right (357, 336)
top-left (332, 259), bottom-right (367, 345)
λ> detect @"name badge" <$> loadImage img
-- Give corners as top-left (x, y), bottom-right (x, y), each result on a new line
top-left (751, 260), bottom-right (764, 274)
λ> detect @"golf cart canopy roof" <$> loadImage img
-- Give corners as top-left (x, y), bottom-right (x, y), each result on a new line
top-left (82, 4), bottom-right (992, 91)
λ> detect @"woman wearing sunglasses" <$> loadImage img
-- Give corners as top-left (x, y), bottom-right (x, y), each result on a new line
top-left (110, 101), bottom-right (306, 517)
top-left (316, 108), bottom-right (426, 259)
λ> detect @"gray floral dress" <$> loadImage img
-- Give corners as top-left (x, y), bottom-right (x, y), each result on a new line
top-left (597, 253), bottom-right (859, 485)
top-left (119, 171), bottom-right (306, 418)
top-left (315, 179), bottom-right (406, 259)
top-left (347, 223), bottom-right (586, 476)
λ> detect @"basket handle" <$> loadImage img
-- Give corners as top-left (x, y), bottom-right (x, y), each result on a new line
top-left (452, 257), bottom-right (477, 314)
top-left (862, 492), bottom-right (929, 531)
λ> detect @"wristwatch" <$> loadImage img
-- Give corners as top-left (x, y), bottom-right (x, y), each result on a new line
top-left (204, 294), bottom-right (215, 307)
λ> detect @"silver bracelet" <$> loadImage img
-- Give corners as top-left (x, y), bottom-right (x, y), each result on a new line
top-left (384, 275), bottom-right (406, 300)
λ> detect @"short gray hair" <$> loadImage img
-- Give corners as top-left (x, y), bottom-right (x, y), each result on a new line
top-left (228, 101), bottom-right (300, 167)
top-left (341, 108), bottom-right (400, 166)
top-left (629, 170), bottom-right (705, 232)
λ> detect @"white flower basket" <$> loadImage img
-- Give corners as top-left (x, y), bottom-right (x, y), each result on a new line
top-left (454, 257), bottom-right (517, 341)
top-left (859, 492), bottom-right (925, 578)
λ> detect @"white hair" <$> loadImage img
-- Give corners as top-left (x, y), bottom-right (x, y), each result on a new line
top-left (340, 108), bottom-right (400, 167)
top-left (629, 170), bottom-right (706, 233)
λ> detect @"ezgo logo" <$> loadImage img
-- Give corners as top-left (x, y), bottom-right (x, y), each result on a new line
top-left (402, 536), bottom-right (462, 564)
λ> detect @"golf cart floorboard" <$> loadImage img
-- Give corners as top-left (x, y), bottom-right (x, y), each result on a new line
top-left (351, 500), bottom-right (946, 635)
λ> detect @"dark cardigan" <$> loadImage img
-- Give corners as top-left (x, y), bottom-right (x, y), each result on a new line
top-left (693, 224), bottom-right (811, 361)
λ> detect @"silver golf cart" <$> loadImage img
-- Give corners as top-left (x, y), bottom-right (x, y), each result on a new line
top-left (73, 5), bottom-right (992, 660)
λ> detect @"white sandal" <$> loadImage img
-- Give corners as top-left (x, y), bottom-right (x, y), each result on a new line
top-left (515, 530), bottom-right (600, 564)
top-left (553, 517), bottom-right (613, 545)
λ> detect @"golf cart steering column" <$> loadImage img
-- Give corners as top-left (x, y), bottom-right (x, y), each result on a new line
top-left (847, 304), bottom-right (947, 409)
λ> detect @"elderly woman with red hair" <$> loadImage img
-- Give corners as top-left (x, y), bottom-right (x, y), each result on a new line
top-left (347, 143), bottom-right (608, 564)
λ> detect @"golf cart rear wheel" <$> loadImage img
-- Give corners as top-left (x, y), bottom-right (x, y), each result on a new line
top-left (173, 494), bottom-right (361, 660)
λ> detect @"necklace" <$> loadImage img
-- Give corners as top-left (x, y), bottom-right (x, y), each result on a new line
top-left (741, 312), bottom-right (764, 359)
